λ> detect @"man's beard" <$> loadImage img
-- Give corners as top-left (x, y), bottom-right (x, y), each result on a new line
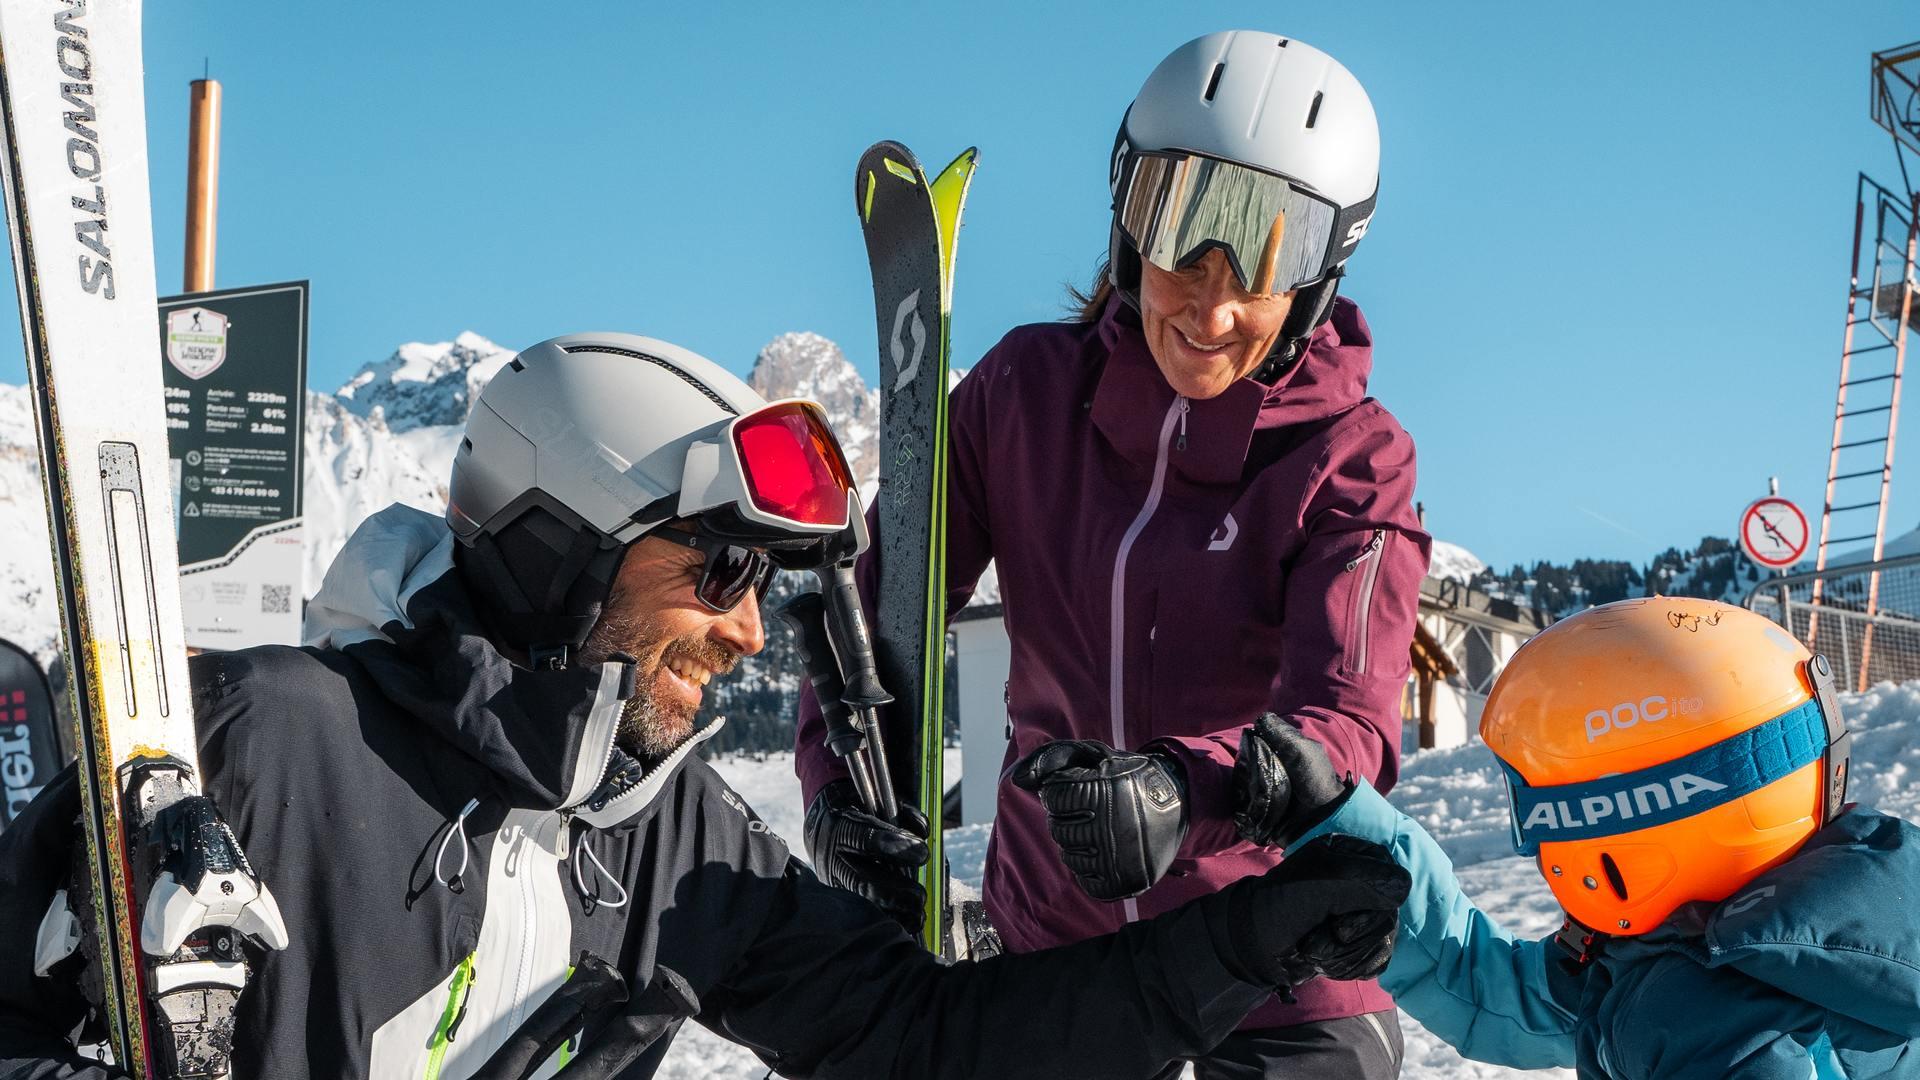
top-left (579, 602), bottom-right (736, 759)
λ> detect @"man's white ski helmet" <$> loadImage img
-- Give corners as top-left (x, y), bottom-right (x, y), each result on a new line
top-left (1108, 31), bottom-right (1380, 380)
top-left (447, 332), bottom-right (858, 660)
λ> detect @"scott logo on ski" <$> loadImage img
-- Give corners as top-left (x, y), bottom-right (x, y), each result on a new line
top-left (889, 289), bottom-right (925, 393)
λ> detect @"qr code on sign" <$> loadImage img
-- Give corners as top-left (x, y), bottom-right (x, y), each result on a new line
top-left (261, 585), bottom-right (292, 614)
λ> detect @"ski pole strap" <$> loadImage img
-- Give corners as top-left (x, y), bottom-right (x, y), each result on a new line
top-left (1504, 699), bottom-right (1828, 854)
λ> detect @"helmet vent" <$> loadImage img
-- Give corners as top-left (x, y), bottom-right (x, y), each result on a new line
top-left (1305, 91), bottom-right (1325, 130)
top-left (1203, 63), bottom-right (1225, 103)
top-left (1600, 852), bottom-right (1630, 901)
top-left (560, 344), bottom-right (739, 416)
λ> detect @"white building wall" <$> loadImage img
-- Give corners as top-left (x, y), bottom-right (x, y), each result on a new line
top-left (952, 616), bottom-right (1012, 827)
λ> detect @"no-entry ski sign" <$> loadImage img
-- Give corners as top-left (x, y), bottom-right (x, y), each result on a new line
top-left (1740, 497), bottom-right (1809, 569)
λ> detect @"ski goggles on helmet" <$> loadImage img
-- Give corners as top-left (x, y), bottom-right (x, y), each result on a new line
top-left (652, 525), bottom-right (776, 613)
top-left (1113, 149), bottom-right (1374, 296)
top-left (1498, 655), bottom-right (1852, 857)
top-left (674, 399), bottom-right (858, 538)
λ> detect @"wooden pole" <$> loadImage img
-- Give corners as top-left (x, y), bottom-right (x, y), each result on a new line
top-left (184, 78), bottom-right (222, 293)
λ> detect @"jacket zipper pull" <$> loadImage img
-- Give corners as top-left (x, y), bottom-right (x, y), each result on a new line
top-left (1344, 528), bottom-right (1386, 572)
top-left (1176, 398), bottom-right (1190, 450)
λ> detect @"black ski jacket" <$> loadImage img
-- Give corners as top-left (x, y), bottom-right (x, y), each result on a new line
top-left (0, 505), bottom-right (1267, 1079)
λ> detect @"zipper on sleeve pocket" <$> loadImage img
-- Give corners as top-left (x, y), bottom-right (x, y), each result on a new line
top-left (1344, 529), bottom-right (1387, 675)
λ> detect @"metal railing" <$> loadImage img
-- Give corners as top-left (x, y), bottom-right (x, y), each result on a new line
top-left (1745, 549), bottom-right (1920, 690)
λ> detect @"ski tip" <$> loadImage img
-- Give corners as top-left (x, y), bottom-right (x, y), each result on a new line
top-left (857, 139), bottom-right (919, 172)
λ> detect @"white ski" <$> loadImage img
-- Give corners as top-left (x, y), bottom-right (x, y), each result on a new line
top-left (0, 2), bottom-right (283, 1076)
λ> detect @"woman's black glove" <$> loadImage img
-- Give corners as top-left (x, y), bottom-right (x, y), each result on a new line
top-left (804, 779), bottom-right (930, 935)
top-left (1233, 712), bottom-right (1355, 848)
top-left (1011, 739), bottom-right (1188, 901)
top-left (1203, 835), bottom-right (1409, 992)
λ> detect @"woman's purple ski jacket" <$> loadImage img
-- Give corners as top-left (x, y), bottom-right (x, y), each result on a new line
top-left (798, 294), bottom-right (1431, 1030)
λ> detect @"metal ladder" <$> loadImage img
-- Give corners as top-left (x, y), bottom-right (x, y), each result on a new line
top-left (1811, 176), bottom-right (1920, 688)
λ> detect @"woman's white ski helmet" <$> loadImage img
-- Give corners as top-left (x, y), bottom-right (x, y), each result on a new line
top-left (1108, 31), bottom-right (1379, 380)
top-left (446, 332), bottom-right (858, 661)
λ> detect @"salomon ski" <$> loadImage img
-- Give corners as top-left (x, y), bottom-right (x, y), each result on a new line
top-left (0, 1), bottom-right (285, 1075)
top-left (854, 141), bottom-right (977, 956)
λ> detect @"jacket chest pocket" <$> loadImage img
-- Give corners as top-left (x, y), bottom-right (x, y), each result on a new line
top-left (1146, 553), bottom-right (1286, 738)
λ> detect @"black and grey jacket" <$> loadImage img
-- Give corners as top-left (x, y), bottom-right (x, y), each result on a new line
top-left (0, 505), bottom-right (1268, 1079)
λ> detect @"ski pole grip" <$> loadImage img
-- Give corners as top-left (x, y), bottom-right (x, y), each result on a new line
top-left (775, 593), bottom-right (880, 813)
top-left (821, 562), bottom-right (893, 711)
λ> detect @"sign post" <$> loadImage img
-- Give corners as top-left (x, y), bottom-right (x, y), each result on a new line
top-left (157, 281), bottom-right (309, 648)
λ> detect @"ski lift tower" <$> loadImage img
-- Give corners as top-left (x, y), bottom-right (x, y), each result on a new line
top-left (1810, 41), bottom-right (1920, 686)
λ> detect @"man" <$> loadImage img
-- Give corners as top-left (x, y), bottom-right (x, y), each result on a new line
top-left (0, 333), bottom-right (1409, 1079)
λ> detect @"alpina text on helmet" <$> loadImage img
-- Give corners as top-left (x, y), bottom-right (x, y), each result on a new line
top-left (1520, 773), bottom-right (1729, 835)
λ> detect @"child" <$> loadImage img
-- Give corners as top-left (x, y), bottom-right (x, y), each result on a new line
top-left (1234, 597), bottom-right (1920, 1078)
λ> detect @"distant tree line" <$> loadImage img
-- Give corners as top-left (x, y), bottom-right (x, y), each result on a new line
top-left (1466, 536), bottom-right (1766, 619)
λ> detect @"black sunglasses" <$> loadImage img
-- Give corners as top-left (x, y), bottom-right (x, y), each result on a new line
top-left (652, 526), bottom-right (775, 613)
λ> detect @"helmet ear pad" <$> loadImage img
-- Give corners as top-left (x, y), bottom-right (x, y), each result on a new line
top-left (454, 504), bottom-right (626, 663)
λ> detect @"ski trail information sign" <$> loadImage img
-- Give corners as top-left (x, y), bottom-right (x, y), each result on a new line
top-left (159, 281), bottom-right (309, 648)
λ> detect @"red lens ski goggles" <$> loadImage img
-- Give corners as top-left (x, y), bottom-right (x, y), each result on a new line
top-left (677, 400), bottom-right (858, 535)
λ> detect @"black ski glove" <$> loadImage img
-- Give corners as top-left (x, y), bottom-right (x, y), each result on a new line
top-left (1202, 835), bottom-right (1409, 992)
top-left (1233, 712), bottom-right (1355, 849)
top-left (1011, 739), bottom-right (1187, 901)
top-left (804, 779), bottom-right (930, 935)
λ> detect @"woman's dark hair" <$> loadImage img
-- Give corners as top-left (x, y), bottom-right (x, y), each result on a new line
top-left (1066, 258), bottom-right (1113, 323)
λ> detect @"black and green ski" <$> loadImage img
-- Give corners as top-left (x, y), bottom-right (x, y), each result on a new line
top-left (854, 141), bottom-right (976, 956)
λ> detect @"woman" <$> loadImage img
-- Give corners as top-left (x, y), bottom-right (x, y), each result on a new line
top-left (798, 31), bottom-right (1429, 1079)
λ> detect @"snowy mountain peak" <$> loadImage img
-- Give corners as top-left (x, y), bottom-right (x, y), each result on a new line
top-left (749, 332), bottom-right (879, 487)
top-left (334, 331), bottom-right (514, 434)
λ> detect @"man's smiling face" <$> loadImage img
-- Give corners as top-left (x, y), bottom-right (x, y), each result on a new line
top-left (578, 526), bottom-right (766, 758)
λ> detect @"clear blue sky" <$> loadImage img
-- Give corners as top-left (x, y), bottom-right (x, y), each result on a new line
top-left (3, 3), bottom-right (1916, 572)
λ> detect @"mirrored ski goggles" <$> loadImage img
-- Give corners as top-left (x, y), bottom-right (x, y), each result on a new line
top-left (1115, 151), bottom-right (1370, 295)
top-left (675, 400), bottom-right (857, 535)
top-left (1499, 656), bottom-right (1851, 856)
top-left (652, 525), bottom-right (776, 613)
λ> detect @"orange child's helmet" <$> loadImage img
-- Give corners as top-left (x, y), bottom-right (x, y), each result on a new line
top-left (1481, 598), bottom-right (1850, 943)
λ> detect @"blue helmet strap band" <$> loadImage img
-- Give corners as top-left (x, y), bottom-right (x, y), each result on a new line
top-left (1504, 699), bottom-right (1829, 856)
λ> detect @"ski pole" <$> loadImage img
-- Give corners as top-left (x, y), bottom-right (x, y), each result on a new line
top-left (553, 965), bottom-right (700, 1078)
top-left (816, 560), bottom-right (900, 824)
top-left (776, 593), bottom-right (884, 815)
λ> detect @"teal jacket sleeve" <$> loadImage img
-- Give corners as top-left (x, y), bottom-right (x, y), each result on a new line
top-left (1297, 782), bottom-right (1579, 1070)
